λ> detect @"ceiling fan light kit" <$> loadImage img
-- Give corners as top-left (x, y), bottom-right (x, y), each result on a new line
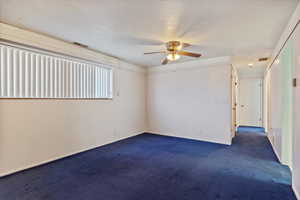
top-left (167, 53), bottom-right (180, 61)
top-left (144, 40), bottom-right (202, 65)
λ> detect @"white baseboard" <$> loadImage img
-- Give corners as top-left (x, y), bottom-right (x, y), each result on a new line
top-left (0, 131), bottom-right (144, 177)
top-left (293, 183), bottom-right (300, 200)
top-left (267, 134), bottom-right (299, 199)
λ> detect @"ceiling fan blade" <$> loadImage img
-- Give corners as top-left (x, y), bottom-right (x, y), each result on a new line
top-left (178, 51), bottom-right (202, 58)
top-left (144, 51), bottom-right (165, 55)
top-left (162, 58), bottom-right (169, 65)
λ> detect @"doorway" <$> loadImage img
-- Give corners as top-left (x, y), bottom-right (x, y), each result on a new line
top-left (239, 78), bottom-right (263, 127)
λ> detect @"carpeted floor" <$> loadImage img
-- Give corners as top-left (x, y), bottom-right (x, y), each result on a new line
top-left (237, 126), bottom-right (265, 133)
top-left (0, 129), bottom-right (296, 200)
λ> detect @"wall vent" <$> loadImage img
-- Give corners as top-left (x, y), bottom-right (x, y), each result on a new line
top-left (73, 42), bottom-right (88, 48)
top-left (258, 57), bottom-right (269, 62)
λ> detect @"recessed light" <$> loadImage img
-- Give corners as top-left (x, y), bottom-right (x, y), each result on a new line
top-left (248, 63), bottom-right (254, 67)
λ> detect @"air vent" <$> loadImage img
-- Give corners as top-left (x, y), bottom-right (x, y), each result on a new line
top-left (258, 57), bottom-right (269, 62)
top-left (73, 42), bottom-right (88, 48)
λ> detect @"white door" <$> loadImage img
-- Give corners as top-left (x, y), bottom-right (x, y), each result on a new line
top-left (239, 78), bottom-right (263, 127)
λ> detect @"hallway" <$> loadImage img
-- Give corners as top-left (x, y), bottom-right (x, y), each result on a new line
top-left (0, 130), bottom-right (296, 200)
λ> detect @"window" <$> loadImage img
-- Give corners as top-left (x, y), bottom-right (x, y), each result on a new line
top-left (0, 43), bottom-right (113, 99)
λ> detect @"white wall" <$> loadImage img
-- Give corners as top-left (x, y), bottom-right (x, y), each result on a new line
top-left (265, 2), bottom-right (300, 198)
top-left (291, 20), bottom-right (300, 199)
top-left (0, 24), bottom-right (147, 177)
top-left (268, 60), bottom-right (283, 161)
top-left (147, 57), bottom-right (232, 145)
top-left (268, 25), bottom-right (298, 199)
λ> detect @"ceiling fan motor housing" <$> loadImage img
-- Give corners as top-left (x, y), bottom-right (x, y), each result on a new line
top-left (143, 41), bottom-right (201, 65)
top-left (166, 41), bottom-right (181, 52)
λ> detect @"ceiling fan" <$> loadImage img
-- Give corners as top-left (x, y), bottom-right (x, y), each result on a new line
top-left (144, 41), bottom-right (202, 65)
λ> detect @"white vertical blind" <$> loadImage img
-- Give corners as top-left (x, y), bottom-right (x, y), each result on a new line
top-left (0, 43), bottom-right (113, 99)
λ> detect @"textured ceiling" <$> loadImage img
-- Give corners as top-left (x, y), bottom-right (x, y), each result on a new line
top-left (0, 0), bottom-right (298, 68)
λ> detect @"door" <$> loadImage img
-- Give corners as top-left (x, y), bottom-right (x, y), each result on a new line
top-left (239, 78), bottom-right (262, 127)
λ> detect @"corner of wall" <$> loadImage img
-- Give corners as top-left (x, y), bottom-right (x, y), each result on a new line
top-left (293, 182), bottom-right (300, 200)
top-left (267, 134), bottom-right (282, 163)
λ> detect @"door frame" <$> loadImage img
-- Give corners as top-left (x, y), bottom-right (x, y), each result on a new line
top-left (231, 65), bottom-right (239, 138)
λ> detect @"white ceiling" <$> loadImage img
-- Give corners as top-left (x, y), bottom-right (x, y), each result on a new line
top-left (232, 53), bottom-right (271, 78)
top-left (0, 0), bottom-right (298, 68)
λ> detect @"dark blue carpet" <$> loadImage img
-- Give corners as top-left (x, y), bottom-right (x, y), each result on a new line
top-left (0, 130), bottom-right (296, 200)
